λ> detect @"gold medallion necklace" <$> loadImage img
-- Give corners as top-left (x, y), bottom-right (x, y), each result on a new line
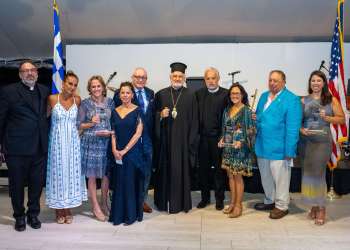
top-left (170, 87), bottom-right (183, 119)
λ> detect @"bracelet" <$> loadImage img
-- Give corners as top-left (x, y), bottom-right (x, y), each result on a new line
top-left (125, 146), bottom-right (130, 150)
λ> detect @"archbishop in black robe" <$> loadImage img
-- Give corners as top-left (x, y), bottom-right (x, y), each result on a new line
top-left (153, 86), bottom-right (198, 213)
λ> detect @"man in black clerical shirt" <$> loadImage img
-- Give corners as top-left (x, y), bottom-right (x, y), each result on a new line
top-left (154, 62), bottom-right (198, 214)
top-left (0, 60), bottom-right (49, 231)
top-left (195, 67), bottom-right (228, 210)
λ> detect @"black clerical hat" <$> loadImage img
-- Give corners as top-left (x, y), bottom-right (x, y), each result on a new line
top-left (170, 62), bottom-right (187, 73)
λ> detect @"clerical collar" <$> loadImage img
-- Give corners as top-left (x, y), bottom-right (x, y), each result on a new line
top-left (207, 87), bottom-right (219, 93)
top-left (171, 86), bottom-right (183, 91)
top-left (21, 81), bottom-right (35, 91)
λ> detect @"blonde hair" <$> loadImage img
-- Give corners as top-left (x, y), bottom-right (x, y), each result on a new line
top-left (87, 75), bottom-right (107, 96)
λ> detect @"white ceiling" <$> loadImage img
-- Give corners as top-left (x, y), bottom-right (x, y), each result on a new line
top-left (0, 0), bottom-right (349, 59)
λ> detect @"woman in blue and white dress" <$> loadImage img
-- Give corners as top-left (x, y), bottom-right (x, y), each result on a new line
top-left (78, 75), bottom-right (114, 221)
top-left (46, 71), bottom-right (87, 224)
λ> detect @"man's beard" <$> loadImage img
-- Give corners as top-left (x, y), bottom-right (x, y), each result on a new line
top-left (22, 77), bottom-right (37, 87)
top-left (207, 84), bottom-right (219, 90)
top-left (171, 82), bottom-right (183, 89)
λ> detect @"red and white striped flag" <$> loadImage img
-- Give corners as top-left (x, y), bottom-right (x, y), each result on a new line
top-left (328, 0), bottom-right (348, 168)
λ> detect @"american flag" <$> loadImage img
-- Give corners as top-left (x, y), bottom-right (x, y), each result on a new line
top-left (52, 0), bottom-right (64, 94)
top-left (328, 0), bottom-right (348, 168)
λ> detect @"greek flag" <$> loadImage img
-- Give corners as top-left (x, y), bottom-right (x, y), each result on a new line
top-left (52, 0), bottom-right (64, 94)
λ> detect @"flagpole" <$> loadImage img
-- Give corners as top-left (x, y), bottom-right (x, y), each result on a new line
top-left (327, 168), bottom-right (341, 200)
top-left (52, 0), bottom-right (64, 94)
top-left (326, 0), bottom-right (346, 201)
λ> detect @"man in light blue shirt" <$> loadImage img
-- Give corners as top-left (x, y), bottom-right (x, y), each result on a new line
top-left (254, 70), bottom-right (302, 219)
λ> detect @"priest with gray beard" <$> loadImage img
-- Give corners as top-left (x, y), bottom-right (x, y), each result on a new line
top-left (153, 62), bottom-right (199, 214)
top-left (195, 67), bottom-right (228, 210)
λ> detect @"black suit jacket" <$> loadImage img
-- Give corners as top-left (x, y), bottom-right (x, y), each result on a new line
top-left (0, 82), bottom-right (50, 156)
top-left (113, 86), bottom-right (155, 139)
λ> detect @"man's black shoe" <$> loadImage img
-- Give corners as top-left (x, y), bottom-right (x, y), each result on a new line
top-left (254, 202), bottom-right (275, 211)
top-left (14, 217), bottom-right (26, 232)
top-left (215, 200), bottom-right (224, 210)
top-left (196, 200), bottom-right (210, 209)
top-left (27, 216), bottom-right (41, 229)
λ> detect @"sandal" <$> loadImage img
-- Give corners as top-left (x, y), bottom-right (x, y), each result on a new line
top-left (223, 204), bottom-right (234, 214)
top-left (55, 209), bottom-right (65, 224)
top-left (228, 205), bottom-right (242, 218)
top-left (64, 209), bottom-right (73, 224)
top-left (315, 207), bottom-right (326, 225)
top-left (307, 206), bottom-right (319, 220)
top-left (93, 209), bottom-right (106, 222)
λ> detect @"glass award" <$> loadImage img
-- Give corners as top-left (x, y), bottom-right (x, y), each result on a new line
top-left (94, 106), bottom-right (112, 136)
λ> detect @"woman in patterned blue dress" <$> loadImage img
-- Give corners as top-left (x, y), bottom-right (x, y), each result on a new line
top-left (109, 82), bottom-right (150, 226)
top-left (78, 75), bottom-right (114, 221)
top-left (46, 71), bottom-right (87, 224)
top-left (218, 83), bottom-right (255, 218)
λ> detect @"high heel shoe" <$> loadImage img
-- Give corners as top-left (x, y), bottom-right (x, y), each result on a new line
top-left (55, 209), bottom-right (65, 224)
top-left (228, 205), bottom-right (242, 218)
top-left (315, 207), bottom-right (326, 225)
top-left (64, 209), bottom-right (73, 224)
top-left (93, 209), bottom-right (106, 222)
top-left (223, 204), bottom-right (234, 214)
top-left (307, 206), bottom-right (319, 220)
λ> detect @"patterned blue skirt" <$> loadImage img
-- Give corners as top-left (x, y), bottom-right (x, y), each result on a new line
top-left (81, 134), bottom-right (110, 178)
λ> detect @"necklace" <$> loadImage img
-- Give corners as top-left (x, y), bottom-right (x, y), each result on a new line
top-left (229, 103), bottom-right (244, 118)
top-left (170, 87), bottom-right (183, 119)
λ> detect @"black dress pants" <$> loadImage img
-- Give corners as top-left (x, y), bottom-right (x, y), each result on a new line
top-left (6, 152), bottom-right (46, 219)
top-left (198, 136), bottom-right (226, 202)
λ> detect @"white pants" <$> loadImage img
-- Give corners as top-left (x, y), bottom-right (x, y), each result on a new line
top-left (257, 158), bottom-right (291, 211)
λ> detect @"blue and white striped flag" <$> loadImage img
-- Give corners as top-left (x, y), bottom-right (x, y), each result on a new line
top-left (52, 0), bottom-right (64, 94)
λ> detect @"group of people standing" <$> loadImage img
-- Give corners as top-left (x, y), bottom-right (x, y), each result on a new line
top-left (0, 60), bottom-right (345, 232)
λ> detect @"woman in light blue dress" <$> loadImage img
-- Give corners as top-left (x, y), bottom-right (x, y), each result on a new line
top-left (78, 75), bottom-right (114, 221)
top-left (46, 71), bottom-right (87, 224)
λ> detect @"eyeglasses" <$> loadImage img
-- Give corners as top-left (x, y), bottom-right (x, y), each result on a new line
top-left (133, 75), bottom-right (147, 80)
top-left (20, 68), bottom-right (37, 73)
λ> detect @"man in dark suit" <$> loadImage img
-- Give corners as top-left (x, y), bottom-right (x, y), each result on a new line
top-left (195, 67), bottom-right (228, 210)
top-left (0, 60), bottom-right (50, 231)
top-left (113, 67), bottom-right (154, 213)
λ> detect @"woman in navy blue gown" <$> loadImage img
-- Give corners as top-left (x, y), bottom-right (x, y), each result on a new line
top-left (109, 81), bottom-right (151, 225)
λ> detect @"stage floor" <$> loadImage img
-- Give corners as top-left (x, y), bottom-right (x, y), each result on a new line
top-left (0, 185), bottom-right (349, 250)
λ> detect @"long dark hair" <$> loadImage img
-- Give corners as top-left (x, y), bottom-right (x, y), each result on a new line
top-left (228, 83), bottom-right (249, 107)
top-left (308, 70), bottom-right (332, 105)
